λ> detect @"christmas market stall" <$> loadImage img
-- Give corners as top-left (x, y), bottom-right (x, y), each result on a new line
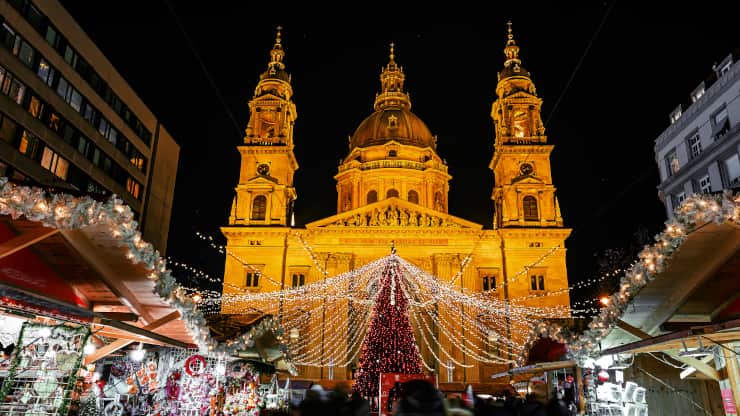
top-left (0, 178), bottom-right (294, 415)
top-left (530, 192), bottom-right (740, 415)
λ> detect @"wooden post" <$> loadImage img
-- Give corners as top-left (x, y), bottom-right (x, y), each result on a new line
top-left (575, 365), bottom-right (585, 415)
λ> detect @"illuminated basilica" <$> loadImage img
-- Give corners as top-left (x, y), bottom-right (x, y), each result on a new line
top-left (221, 24), bottom-right (571, 384)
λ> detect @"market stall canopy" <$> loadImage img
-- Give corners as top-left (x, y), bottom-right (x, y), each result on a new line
top-left (209, 314), bottom-right (292, 373)
top-left (0, 214), bottom-right (196, 356)
top-left (597, 219), bottom-right (740, 380)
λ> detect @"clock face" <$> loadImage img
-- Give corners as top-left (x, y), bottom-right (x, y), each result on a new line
top-left (520, 163), bottom-right (534, 176)
top-left (257, 164), bottom-right (270, 176)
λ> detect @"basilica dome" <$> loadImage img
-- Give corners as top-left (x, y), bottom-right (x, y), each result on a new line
top-left (350, 107), bottom-right (435, 150)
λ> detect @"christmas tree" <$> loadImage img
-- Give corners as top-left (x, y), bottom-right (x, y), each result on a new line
top-left (354, 254), bottom-right (423, 399)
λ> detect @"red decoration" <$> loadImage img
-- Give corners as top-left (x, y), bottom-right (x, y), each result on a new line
top-left (354, 257), bottom-right (423, 400)
top-left (184, 354), bottom-right (206, 377)
top-left (597, 370), bottom-right (609, 382)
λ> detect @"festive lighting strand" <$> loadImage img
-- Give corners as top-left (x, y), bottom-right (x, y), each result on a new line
top-left (399, 274), bottom-right (518, 362)
top-left (448, 232), bottom-right (486, 285)
top-left (0, 179), bottom-right (295, 374)
top-left (530, 192), bottom-right (740, 364)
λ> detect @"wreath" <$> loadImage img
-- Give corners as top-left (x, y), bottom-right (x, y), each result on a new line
top-left (184, 354), bottom-right (206, 377)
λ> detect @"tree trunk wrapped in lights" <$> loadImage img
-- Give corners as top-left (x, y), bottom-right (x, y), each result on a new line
top-left (353, 255), bottom-right (423, 399)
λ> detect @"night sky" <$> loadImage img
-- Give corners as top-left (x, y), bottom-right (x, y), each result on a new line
top-left (59, 1), bottom-right (737, 303)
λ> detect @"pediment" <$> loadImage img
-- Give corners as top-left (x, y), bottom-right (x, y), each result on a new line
top-left (306, 198), bottom-right (482, 229)
top-left (511, 175), bottom-right (545, 185)
top-left (245, 175), bottom-right (279, 185)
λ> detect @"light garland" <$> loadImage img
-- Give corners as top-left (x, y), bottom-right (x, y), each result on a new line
top-left (528, 191), bottom-right (740, 365)
top-left (0, 178), bottom-right (295, 375)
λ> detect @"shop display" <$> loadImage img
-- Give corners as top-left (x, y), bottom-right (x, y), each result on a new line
top-left (0, 322), bottom-right (90, 416)
top-left (584, 368), bottom-right (648, 416)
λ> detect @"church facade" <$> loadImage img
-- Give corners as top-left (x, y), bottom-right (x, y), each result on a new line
top-left (221, 25), bottom-right (571, 384)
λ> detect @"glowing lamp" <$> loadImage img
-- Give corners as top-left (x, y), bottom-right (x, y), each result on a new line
top-left (83, 343), bottom-right (96, 355)
top-left (600, 296), bottom-right (610, 306)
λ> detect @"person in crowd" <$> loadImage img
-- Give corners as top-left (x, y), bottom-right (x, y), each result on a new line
top-left (299, 384), bottom-right (328, 416)
top-left (393, 379), bottom-right (446, 416)
top-left (447, 396), bottom-right (474, 416)
top-left (343, 390), bottom-right (370, 416)
top-left (544, 389), bottom-right (571, 416)
top-left (517, 383), bottom-right (547, 416)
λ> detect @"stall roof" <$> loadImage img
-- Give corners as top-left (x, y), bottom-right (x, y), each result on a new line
top-left (596, 220), bottom-right (740, 380)
top-left (0, 215), bottom-right (196, 359)
top-left (490, 360), bottom-right (577, 380)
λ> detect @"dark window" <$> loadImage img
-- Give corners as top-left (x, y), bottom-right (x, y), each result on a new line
top-left (386, 189), bottom-right (399, 198)
top-left (523, 196), bottom-right (538, 221)
top-left (530, 275), bottom-right (545, 291)
top-left (0, 114), bottom-right (18, 143)
top-left (367, 190), bottom-right (378, 204)
top-left (252, 195), bottom-right (267, 220)
top-left (482, 275), bottom-right (496, 291)
top-left (408, 190), bottom-right (419, 204)
top-left (388, 150), bottom-right (397, 157)
top-left (245, 271), bottom-right (260, 287)
top-left (292, 274), bottom-right (306, 287)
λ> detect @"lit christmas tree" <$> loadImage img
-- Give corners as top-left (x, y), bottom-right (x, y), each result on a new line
top-left (354, 253), bottom-right (423, 399)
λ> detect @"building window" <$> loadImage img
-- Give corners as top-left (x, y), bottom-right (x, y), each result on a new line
top-left (18, 131), bottom-right (39, 158)
top-left (665, 149), bottom-right (680, 176)
top-left (408, 190), bottom-right (419, 204)
top-left (530, 274), bottom-right (545, 291)
top-left (292, 273), bottom-right (306, 287)
top-left (367, 190), bottom-right (378, 204)
top-left (676, 192), bottom-right (686, 205)
top-left (482, 275), bottom-right (496, 291)
top-left (388, 150), bottom-right (397, 157)
top-left (28, 96), bottom-right (44, 118)
top-left (699, 175), bottom-right (711, 194)
top-left (669, 108), bottom-right (682, 124)
top-left (40, 147), bottom-right (69, 180)
top-left (523, 196), bottom-right (538, 221)
top-left (691, 85), bottom-right (705, 103)
top-left (36, 59), bottom-right (54, 86)
top-left (0, 113), bottom-right (18, 143)
top-left (725, 154), bottom-right (740, 187)
top-left (713, 107), bottom-right (730, 140)
top-left (245, 271), bottom-right (260, 287)
top-left (251, 195), bottom-right (267, 220)
top-left (386, 188), bottom-right (399, 198)
top-left (126, 177), bottom-right (141, 199)
top-left (688, 134), bottom-right (702, 159)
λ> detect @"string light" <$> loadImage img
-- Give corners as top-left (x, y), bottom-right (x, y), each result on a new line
top-left (531, 191), bottom-right (740, 365)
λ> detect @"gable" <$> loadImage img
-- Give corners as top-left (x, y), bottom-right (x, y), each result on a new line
top-left (306, 198), bottom-right (482, 229)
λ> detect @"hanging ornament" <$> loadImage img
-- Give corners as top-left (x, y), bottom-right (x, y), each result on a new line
top-left (597, 370), bottom-right (609, 382)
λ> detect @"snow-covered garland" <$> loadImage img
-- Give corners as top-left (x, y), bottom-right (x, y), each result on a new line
top-left (525, 191), bottom-right (740, 365)
top-left (0, 178), bottom-right (296, 374)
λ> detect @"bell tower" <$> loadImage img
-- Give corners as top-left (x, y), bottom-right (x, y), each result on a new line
top-left (490, 22), bottom-right (563, 229)
top-left (229, 27), bottom-right (298, 226)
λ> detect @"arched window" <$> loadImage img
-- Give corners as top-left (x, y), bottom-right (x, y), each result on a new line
top-left (386, 189), bottom-right (399, 198)
top-left (367, 190), bottom-right (378, 204)
top-left (523, 196), bottom-right (538, 221)
top-left (407, 190), bottom-right (419, 204)
top-left (251, 195), bottom-right (267, 220)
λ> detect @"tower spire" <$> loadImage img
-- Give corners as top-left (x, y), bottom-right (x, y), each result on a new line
top-left (504, 20), bottom-right (521, 68)
top-left (374, 42), bottom-right (411, 110)
top-left (268, 25), bottom-right (285, 71)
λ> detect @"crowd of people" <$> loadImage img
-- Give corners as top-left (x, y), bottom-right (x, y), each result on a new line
top-left (270, 379), bottom-right (576, 416)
